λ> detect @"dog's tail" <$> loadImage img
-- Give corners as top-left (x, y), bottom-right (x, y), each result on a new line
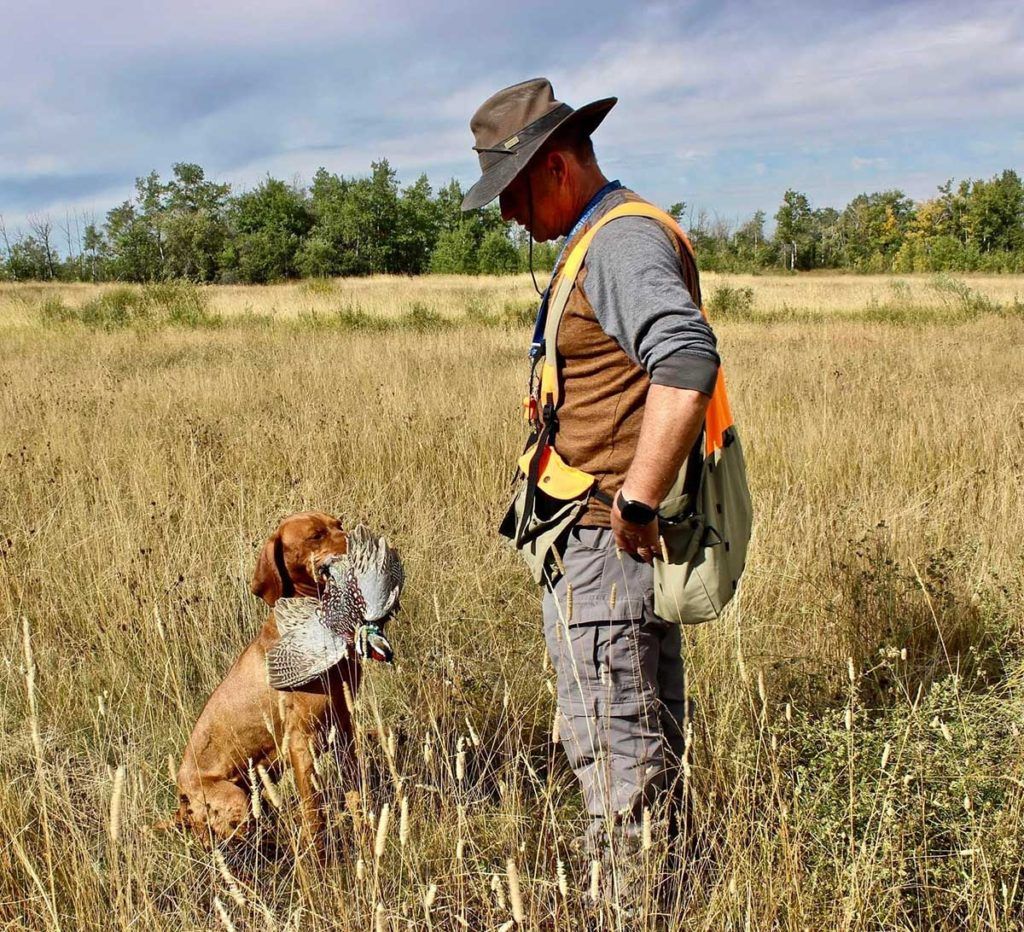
top-left (152, 802), bottom-right (188, 833)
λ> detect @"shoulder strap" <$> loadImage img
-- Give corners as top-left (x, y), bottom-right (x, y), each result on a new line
top-left (540, 202), bottom-right (735, 456)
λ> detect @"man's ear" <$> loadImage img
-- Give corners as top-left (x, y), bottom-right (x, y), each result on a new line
top-left (251, 533), bottom-right (293, 606)
top-left (547, 149), bottom-right (569, 186)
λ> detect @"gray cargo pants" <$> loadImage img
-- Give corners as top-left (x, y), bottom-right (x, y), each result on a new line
top-left (542, 525), bottom-right (687, 855)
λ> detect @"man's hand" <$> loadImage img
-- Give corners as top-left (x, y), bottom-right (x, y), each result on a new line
top-left (611, 495), bottom-right (660, 564)
top-left (613, 383), bottom-right (712, 564)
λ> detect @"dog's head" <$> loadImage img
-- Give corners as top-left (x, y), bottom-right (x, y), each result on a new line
top-left (251, 511), bottom-right (348, 606)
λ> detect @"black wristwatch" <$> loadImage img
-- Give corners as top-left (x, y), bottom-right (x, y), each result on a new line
top-left (615, 491), bottom-right (658, 525)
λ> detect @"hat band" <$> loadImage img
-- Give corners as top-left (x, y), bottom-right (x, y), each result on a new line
top-left (474, 102), bottom-right (574, 170)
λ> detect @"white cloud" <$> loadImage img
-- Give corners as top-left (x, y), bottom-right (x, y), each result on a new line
top-left (548, 1), bottom-right (1024, 155)
top-left (2, 0), bottom-right (1023, 227)
top-left (851, 157), bottom-right (888, 171)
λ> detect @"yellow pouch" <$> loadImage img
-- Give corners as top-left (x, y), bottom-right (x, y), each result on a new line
top-left (517, 443), bottom-right (595, 500)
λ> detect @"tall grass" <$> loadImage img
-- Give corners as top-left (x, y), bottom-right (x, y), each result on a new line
top-left (0, 278), bottom-right (1022, 929)
top-left (38, 281), bottom-right (221, 330)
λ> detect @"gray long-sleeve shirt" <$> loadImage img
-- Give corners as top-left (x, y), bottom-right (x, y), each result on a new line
top-left (579, 212), bottom-right (720, 396)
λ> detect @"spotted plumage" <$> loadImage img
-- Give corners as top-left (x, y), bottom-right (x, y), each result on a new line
top-left (265, 526), bottom-right (403, 690)
top-left (346, 525), bottom-right (404, 622)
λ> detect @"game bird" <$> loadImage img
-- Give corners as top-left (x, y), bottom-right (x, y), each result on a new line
top-left (266, 525), bottom-right (404, 688)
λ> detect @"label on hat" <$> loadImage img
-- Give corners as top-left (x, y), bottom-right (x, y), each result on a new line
top-left (503, 135), bottom-right (519, 150)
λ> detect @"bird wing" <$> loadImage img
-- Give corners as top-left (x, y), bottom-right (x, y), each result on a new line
top-left (272, 597), bottom-right (323, 634)
top-left (266, 580), bottom-right (363, 689)
top-left (346, 524), bottom-right (405, 623)
top-left (266, 623), bottom-right (350, 690)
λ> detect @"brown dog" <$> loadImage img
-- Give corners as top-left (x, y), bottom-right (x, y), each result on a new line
top-left (170, 511), bottom-right (361, 843)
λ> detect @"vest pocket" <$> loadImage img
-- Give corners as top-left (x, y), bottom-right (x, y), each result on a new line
top-left (501, 443), bottom-right (597, 585)
top-left (658, 512), bottom-right (704, 565)
top-left (499, 480), bottom-right (588, 584)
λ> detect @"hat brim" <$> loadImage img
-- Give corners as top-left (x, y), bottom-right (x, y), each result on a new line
top-left (461, 97), bottom-right (617, 212)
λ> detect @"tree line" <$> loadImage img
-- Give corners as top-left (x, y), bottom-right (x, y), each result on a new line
top-left (1, 160), bottom-right (1021, 282)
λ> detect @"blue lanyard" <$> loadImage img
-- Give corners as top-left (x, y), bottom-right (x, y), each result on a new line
top-left (529, 180), bottom-right (622, 359)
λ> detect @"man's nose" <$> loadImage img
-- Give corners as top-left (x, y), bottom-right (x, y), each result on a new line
top-left (499, 192), bottom-right (517, 223)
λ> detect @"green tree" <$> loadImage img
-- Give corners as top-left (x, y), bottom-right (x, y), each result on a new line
top-left (395, 174), bottom-right (439, 274)
top-left (162, 163), bottom-right (231, 282)
top-left (81, 223), bottom-right (109, 281)
top-left (134, 170), bottom-right (169, 275)
top-left (477, 228), bottom-right (519, 274)
top-left (812, 206), bottom-right (842, 268)
top-left (963, 169), bottom-right (1024, 254)
top-left (222, 177), bottom-right (313, 283)
top-left (297, 168), bottom-right (361, 277)
top-left (363, 159), bottom-right (402, 273)
top-left (774, 190), bottom-right (814, 269)
top-left (435, 179), bottom-right (467, 236)
top-left (5, 235), bottom-right (53, 280)
top-left (837, 190), bottom-right (914, 269)
top-left (936, 179), bottom-right (971, 245)
top-left (297, 160), bottom-right (405, 276)
top-left (430, 225), bottom-right (478, 274)
top-left (667, 201), bottom-right (688, 223)
top-left (733, 210), bottom-right (773, 268)
top-left (105, 200), bottom-right (161, 281)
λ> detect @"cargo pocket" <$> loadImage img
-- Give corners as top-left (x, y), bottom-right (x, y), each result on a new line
top-left (555, 618), bottom-right (659, 716)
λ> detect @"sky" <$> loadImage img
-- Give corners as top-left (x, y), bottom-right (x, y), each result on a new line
top-left (1, 0), bottom-right (1022, 237)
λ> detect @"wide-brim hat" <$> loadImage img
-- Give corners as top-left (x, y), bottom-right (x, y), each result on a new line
top-left (461, 77), bottom-right (616, 212)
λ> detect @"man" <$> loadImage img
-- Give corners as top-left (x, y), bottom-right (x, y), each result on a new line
top-left (462, 79), bottom-right (719, 862)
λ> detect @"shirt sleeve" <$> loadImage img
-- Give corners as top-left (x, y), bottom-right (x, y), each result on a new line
top-left (580, 216), bottom-right (720, 396)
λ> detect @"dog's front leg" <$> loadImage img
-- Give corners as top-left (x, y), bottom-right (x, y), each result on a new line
top-left (288, 732), bottom-right (324, 851)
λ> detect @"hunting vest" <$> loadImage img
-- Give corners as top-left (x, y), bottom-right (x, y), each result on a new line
top-left (551, 188), bottom-right (702, 526)
top-left (500, 192), bottom-right (752, 623)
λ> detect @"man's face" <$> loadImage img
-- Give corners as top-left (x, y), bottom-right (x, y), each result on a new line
top-left (499, 157), bottom-right (563, 243)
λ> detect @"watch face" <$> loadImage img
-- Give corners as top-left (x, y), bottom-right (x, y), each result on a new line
top-left (619, 495), bottom-right (656, 524)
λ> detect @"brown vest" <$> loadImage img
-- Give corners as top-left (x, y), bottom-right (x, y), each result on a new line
top-left (551, 189), bottom-right (702, 527)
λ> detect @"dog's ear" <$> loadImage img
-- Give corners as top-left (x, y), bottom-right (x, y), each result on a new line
top-left (252, 532), bottom-right (293, 606)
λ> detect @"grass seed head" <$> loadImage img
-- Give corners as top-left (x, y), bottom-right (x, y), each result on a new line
top-left (214, 896), bottom-right (238, 932)
top-left (556, 859), bottom-right (569, 898)
top-left (506, 859), bottom-right (524, 924)
top-left (399, 795), bottom-right (409, 847)
top-left (374, 802), bottom-right (391, 859)
top-left (249, 759), bottom-right (262, 820)
top-left (491, 873), bottom-right (506, 909)
top-left (257, 765), bottom-right (281, 809)
top-left (213, 850), bottom-right (247, 909)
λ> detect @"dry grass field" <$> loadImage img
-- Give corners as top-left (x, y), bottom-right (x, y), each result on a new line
top-left (1, 273), bottom-right (1023, 930)
top-left (1, 270), bottom-right (1022, 328)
